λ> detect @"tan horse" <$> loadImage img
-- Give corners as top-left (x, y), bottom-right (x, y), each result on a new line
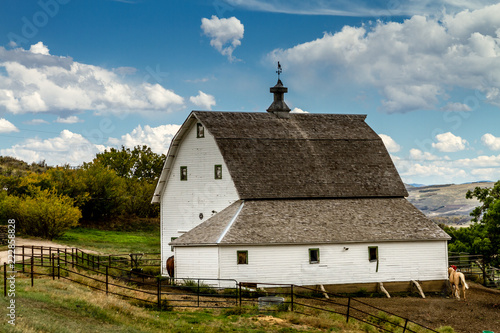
top-left (448, 267), bottom-right (469, 300)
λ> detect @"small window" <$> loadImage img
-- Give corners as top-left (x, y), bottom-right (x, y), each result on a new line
top-left (170, 237), bottom-right (178, 252)
top-left (368, 246), bottom-right (378, 262)
top-left (214, 165), bottom-right (222, 179)
top-left (197, 123), bottom-right (205, 138)
top-left (309, 248), bottom-right (320, 264)
top-left (180, 166), bottom-right (187, 181)
top-left (237, 251), bottom-right (248, 265)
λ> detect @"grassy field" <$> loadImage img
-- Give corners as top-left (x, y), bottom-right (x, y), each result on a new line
top-left (0, 277), bottom-right (374, 333)
top-left (54, 227), bottom-right (160, 254)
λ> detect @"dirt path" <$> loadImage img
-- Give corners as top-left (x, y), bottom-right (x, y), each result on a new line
top-left (0, 238), bottom-right (98, 264)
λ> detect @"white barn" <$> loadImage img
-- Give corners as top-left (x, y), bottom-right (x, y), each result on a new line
top-left (152, 79), bottom-right (451, 292)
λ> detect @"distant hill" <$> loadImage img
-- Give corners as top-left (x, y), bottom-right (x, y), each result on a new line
top-left (405, 181), bottom-right (495, 226)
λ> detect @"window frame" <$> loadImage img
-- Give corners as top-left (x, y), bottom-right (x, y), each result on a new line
top-left (214, 164), bottom-right (222, 179)
top-left (180, 166), bottom-right (187, 181)
top-left (309, 248), bottom-right (320, 264)
top-left (196, 123), bottom-right (205, 138)
top-left (368, 246), bottom-right (379, 272)
top-left (237, 250), bottom-right (248, 265)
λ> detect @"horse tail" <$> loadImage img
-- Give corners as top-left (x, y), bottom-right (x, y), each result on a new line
top-left (460, 274), bottom-right (469, 289)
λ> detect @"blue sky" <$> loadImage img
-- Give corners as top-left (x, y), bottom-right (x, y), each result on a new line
top-left (1, 0), bottom-right (500, 185)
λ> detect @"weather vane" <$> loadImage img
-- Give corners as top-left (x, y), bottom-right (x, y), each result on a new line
top-left (276, 61), bottom-right (282, 79)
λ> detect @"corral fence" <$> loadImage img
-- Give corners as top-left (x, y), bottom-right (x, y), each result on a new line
top-left (4, 246), bottom-right (441, 332)
top-left (448, 252), bottom-right (500, 288)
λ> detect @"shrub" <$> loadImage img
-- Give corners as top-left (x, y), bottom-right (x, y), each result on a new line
top-left (7, 189), bottom-right (81, 239)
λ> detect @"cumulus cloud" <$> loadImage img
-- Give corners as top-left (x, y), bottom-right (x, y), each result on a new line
top-left (189, 91), bottom-right (216, 110)
top-left (379, 134), bottom-right (401, 153)
top-left (108, 124), bottom-right (181, 155)
top-left (0, 118), bottom-right (18, 133)
top-left (432, 132), bottom-right (467, 152)
top-left (201, 16), bottom-right (244, 61)
top-left (0, 42), bottom-right (185, 115)
top-left (55, 116), bottom-right (83, 124)
top-left (29, 41), bottom-right (50, 55)
top-left (409, 148), bottom-right (439, 161)
top-left (481, 133), bottom-right (500, 150)
top-left (0, 130), bottom-right (106, 166)
top-left (290, 107), bottom-right (308, 113)
top-left (268, 5), bottom-right (500, 113)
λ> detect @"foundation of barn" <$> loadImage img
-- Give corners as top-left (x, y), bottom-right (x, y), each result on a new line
top-left (319, 280), bottom-right (448, 295)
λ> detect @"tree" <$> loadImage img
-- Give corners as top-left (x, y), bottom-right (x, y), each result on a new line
top-left (79, 163), bottom-right (127, 222)
top-left (463, 180), bottom-right (500, 265)
top-left (92, 145), bottom-right (165, 181)
top-left (5, 189), bottom-right (81, 240)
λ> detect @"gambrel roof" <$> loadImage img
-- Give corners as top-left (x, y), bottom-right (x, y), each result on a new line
top-left (171, 198), bottom-right (451, 246)
top-left (152, 111), bottom-right (408, 202)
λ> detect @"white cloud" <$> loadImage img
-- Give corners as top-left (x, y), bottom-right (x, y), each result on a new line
top-left (440, 102), bottom-right (472, 112)
top-left (189, 91), bottom-right (216, 110)
top-left (23, 119), bottom-right (49, 125)
top-left (0, 42), bottom-right (185, 115)
top-left (481, 133), bottom-right (500, 150)
top-left (201, 16), bottom-right (244, 61)
top-left (225, 0), bottom-right (498, 17)
top-left (108, 124), bottom-right (181, 155)
top-left (0, 118), bottom-right (18, 133)
top-left (268, 5), bottom-right (500, 113)
top-left (0, 130), bottom-right (106, 166)
top-left (409, 148), bottom-right (439, 161)
top-left (379, 134), bottom-right (401, 153)
top-left (432, 132), bottom-right (467, 152)
top-left (55, 116), bottom-right (83, 124)
top-left (29, 41), bottom-right (50, 55)
top-left (455, 154), bottom-right (500, 168)
top-left (470, 167), bottom-right (500, 180)
top-left (290, 107), bottom-right (308, 113)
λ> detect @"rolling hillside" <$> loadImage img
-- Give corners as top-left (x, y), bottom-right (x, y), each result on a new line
top-left (405, 182), bottom-right (495, 226)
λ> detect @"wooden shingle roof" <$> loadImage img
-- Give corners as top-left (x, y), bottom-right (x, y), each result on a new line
top-left (193, 111), bottom-right (408, 199)
top-left (171, 198), bottom-right (451, 246)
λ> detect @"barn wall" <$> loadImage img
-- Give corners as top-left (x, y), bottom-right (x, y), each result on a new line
top-left (213, 241), bottom-right (448, 286)
top-left (174, 246), bottom-right (220, 284)
top-left (160, 121), bottom-right (239, 275)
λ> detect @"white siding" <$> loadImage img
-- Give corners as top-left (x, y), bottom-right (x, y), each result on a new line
top-left (174, 246), bottom-right (220, 284)
top-left (160, 121), bottom-right (239, 275)
top-left (204, 241), bottom-right (448, 286)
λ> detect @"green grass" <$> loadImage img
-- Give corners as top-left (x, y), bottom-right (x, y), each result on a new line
top-left (54, 227), bottom-right (160, 254)
top-left (0, 277), bottom-right (331, 333)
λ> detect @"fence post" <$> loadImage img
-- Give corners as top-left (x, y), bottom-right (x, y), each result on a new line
top-left (157, 277), bottom-right (161, 311)
top-left (31, 256), bottom-right (34, 287)
top-left (22, 246), bottom-right (25, 273)
top-left (4, 262), bottom-right (7, 297)
top-left (49, 247), bottom-right (52, 267)
top-left (106, 266), bottom-right (109, 295)
top-left (72, 248), bottom-right (75, 268)
top-left (41, 246), bottom-right (44, 266)
top-left (52, 253), bottom-right (55, 280)
top-left (64, 248), bottom-right (67, 265)
top-left (97, 256), bottom-right (100, 270)
top-left (346, 297), bottom-right (351, 323)
top-left (197, 280), bottom-right (200, 307)
top-left (57, 250), bottom-right (60, 280)
top-left (290, 285), bottom-right (294, 312)
top-left (238, 283), bottom-right (242, 307)
top-left (403, 318), bottom-right (408, 333)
